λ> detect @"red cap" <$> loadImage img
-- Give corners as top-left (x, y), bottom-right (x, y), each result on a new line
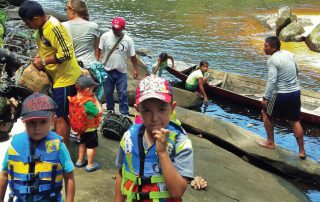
top-left (21, 93), bottom-right (57, 121)
top-left (112, 17), bottom-right (125, 30)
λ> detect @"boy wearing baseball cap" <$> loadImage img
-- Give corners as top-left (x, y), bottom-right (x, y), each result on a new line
top-left (0, 93), bottom-right (75, 202)
top-left (115, 75), bottom-right (194, 202)
top-left (68, 75), bottom-right (102, 172)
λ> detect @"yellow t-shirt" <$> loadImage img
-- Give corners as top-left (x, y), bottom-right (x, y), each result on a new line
top-left (37, 16), bottom-right (81, 88)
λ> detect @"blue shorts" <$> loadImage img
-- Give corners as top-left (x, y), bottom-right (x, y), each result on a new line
top-left (52, 85), bottom-right (76, 118)
top-left (266, 90), bottom-right (301, 121)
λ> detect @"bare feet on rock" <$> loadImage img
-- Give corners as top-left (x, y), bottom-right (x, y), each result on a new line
top-left (299, 152), bottom-right (306, 160)
top-left (256, 139), bottom-right (275, 149)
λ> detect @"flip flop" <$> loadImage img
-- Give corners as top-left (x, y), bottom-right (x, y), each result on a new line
top-left (85, 163), bottom-right (100, 172)
top-left (75, 159), bottom-right (88, 168)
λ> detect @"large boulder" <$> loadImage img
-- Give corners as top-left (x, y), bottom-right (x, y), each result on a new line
top-left (279, 22), bottom-right (305, 42)
top-left (256, 14), bottom-right (277, 30)
top-left (305, 24), bottom-right (320, 52)
top-left (275, 7), bottom-right (298, 37)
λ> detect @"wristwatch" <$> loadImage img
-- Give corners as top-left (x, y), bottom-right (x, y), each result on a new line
top-left (41, 58), bottom-right (46, 66)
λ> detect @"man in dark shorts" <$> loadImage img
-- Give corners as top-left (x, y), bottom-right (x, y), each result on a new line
top-left (19, 1), bottom-right (81, 144)
top-left (257, 36), bottom-right (306, 159)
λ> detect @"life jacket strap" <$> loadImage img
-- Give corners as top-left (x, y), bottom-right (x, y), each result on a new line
top-left (12, 181), bottom-right (63, 194)
top-left (123, 170), bottom-right (165, 185)
top-left (8, 170), bottom-right (63, 182)
top-left (8, 154), bottom-right (59, 164)
top-left (128, 191), bottom-right (170, 200)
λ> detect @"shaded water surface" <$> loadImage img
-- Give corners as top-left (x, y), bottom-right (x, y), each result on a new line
top-left (35, 0), bottom-right (320, 200)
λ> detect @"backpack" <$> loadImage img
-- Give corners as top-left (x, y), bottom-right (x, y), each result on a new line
top-left (101, 111), bottom-right (133, 140)
top-left (68, 96), bottom-right (101, 134)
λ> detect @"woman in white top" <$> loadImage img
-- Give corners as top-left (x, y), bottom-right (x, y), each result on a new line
top-left (63, 0), bottom-right (100, 68)
top-left (185, 60), bottom-right (209, 103)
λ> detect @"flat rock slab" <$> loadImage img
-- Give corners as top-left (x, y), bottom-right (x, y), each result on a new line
top-left (66, 130), bottom-right (308, 201)
top-left (175, 106), bottom-right (320, 184)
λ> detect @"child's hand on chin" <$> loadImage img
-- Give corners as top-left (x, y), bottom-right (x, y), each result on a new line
top-left (153, 128), bottom-right (169, 156)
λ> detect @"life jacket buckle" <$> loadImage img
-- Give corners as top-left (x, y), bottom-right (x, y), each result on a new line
top-left (28, 173), bottom-right (39, 180)
top-left (28, 155), bottom-right (41, 162)
top-left (27, 185), bottom-right (39, 194)
top-left (138, 176), bottom-right (152, 185)
top-left (136, 192), bottom-right (150, 200)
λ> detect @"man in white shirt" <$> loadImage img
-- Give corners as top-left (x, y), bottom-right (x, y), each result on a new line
top-left (98, 17), bottom-right (138, 115)
top-left (257, 36), bottom-right (305, 159)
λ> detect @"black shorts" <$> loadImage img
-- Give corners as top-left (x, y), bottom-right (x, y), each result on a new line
top-left (52, 85), bottom-right (77, 118)
top-left (79, 130), bottom-right (99, 149)
top-left (266, 90), bottom-right (301, 121)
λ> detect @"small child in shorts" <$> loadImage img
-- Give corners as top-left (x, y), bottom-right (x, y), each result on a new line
top-left (68, 75), bottom-right (102, 172)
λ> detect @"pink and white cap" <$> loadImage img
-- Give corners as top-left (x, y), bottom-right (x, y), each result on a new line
top-left (135, 75), bottom-right (173, 105)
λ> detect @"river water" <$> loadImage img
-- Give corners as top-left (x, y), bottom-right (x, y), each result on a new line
top-left (35, 0), bottom-right (320, 200)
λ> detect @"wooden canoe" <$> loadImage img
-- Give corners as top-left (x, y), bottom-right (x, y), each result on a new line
top-left (166, 65), bottom-right (320, 125)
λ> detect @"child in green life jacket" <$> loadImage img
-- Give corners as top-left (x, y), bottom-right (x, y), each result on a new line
top-left (115, 75), bottom-right (194, 202)
top-left (152, 52), bottom-right (175, 77)
top-left (0, 93), bottom-right (75, 202)
top-left (68, 75), bottom-right (102, 172)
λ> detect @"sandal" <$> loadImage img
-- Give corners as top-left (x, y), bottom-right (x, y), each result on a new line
top-left (75, 159), bottom-right (87, 168)
top-left (85, 163), bottom-right (100, 172)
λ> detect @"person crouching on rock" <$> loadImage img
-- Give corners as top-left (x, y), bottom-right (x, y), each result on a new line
top-left (115, 75), bottom-right (194, 202)
top-left (185, 60), bottom-right (209, 103)
top-left (152, 52), bottom-right (175, 77)
top-left (68, 75), bottom-right (102, 172)
top-left (0, 93), bottom-right (75, 202)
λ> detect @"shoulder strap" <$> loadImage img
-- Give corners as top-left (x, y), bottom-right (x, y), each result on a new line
top-left (137, 125), bottom-right (146, 193)
top-left (103, 33), bottom-right (124, 65)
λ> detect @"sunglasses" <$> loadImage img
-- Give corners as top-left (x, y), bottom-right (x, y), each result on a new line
top-left (64, 7), bottom-right (74, 12)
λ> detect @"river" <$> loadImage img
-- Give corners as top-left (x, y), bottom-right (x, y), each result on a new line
top-left (35, 0), bottom-right (320, 201)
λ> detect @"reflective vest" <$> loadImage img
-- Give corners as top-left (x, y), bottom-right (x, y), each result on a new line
top-left (7, 131), bottom-right (63, 202)
top-left (120, 122), bottom-right (186, 202)
top-left (68, 95), bottom-right (101, 134)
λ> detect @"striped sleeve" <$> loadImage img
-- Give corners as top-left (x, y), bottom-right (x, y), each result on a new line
top-left (50, 25), bottom-right (73, 63)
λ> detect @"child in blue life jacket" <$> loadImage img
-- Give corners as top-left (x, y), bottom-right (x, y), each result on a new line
top-left (152, 52), bottom-right (175, 77)
top-left (68, 75), bottom-right (102, 172)
top-left (0, 93), bottom-right (75, 202)
top-left (115, 75), bottom-right (194, 202)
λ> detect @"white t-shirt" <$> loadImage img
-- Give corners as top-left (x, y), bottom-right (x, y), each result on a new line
top-left (62, 20), bottom-right (100, 68)
top-left (186, 69), bottom-right (203, 85)
top-left (99, 30), bottom-right (135, 73)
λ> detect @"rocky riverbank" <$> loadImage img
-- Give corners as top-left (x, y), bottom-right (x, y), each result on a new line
top-left (257, 6), bottom-right (320, 52)
top-left (62, 105), bottom-right (310, 202)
